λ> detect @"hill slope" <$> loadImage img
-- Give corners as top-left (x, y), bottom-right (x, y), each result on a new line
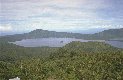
top-left (0, 28), bottom-right (123, 42)
top-left (1, 41), bottom-right (123, 80)
top-left (87, 28), bottom-right (123, 40)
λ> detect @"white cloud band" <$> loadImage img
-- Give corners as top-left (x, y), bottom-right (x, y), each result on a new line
top-left (0, 24), bottom-right (13, 31)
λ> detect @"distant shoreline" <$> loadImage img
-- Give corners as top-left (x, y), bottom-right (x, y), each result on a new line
top-left (107, 40), bottom-right (123, 42)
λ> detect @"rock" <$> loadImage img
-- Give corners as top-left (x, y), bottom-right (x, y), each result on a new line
top-left (9, 77), bottom-right (20, 80)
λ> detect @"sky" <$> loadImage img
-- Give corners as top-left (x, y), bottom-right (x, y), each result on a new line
top-left (0, 0), bottom-right (123, 34)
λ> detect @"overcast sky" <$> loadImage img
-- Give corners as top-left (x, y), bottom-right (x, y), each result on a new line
top-left (0, 0), bottom-right (123, 33)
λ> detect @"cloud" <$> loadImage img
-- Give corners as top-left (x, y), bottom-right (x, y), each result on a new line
top-left (0, 0), bottom-right (109, 20)
top-left (0, 0), bottom-right (123, 32)
top-left (23, 17), bottom-right (123, 32)
top-left (0, 24), bottom-right (13, 31)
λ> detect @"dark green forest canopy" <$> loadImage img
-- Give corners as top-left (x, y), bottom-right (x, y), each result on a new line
top-left (0, 41), bottom-right (58, 62)
top-left (0, 41), bottom-right (123, 80)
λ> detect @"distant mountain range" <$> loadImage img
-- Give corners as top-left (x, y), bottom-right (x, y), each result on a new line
top-left (0, 28), bottom-right (123, 42)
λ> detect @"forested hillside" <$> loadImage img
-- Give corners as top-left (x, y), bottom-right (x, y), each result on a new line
top-left (0, 41), bottom-right (58, 62)
top-left (0, 29), bottom-right (84, 42)
top-left (0, 28), bottom-right (123, 42)
top-left (87, 28), bottom-right (123, 40)
top-left (0, 41), bottom-right (123, 80)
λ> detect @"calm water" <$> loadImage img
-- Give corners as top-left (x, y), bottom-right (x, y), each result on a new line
top-left (105, 41), bottom-right (123, 48)
top-left (10, 38), bottom-right (123, 48)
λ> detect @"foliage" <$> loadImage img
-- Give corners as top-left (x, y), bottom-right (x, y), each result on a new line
top-left (0, 41), bottom-right (123, 80)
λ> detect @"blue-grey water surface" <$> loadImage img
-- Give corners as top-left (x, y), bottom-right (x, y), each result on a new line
top-left (10, 38), bottom-right (123, 48)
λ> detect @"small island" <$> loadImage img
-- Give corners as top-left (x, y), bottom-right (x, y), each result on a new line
top-left (60, 41), bottom-right (64, 43)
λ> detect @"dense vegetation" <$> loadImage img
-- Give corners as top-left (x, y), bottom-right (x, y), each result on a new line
top-left (87, 28), bottom-right (123, 40)
top-left (0, 41), bottom-right (58, 62)
top-left (0, 28), bottom-right (123, 42)
top-left (0, 40), bottom-right (123, 80)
